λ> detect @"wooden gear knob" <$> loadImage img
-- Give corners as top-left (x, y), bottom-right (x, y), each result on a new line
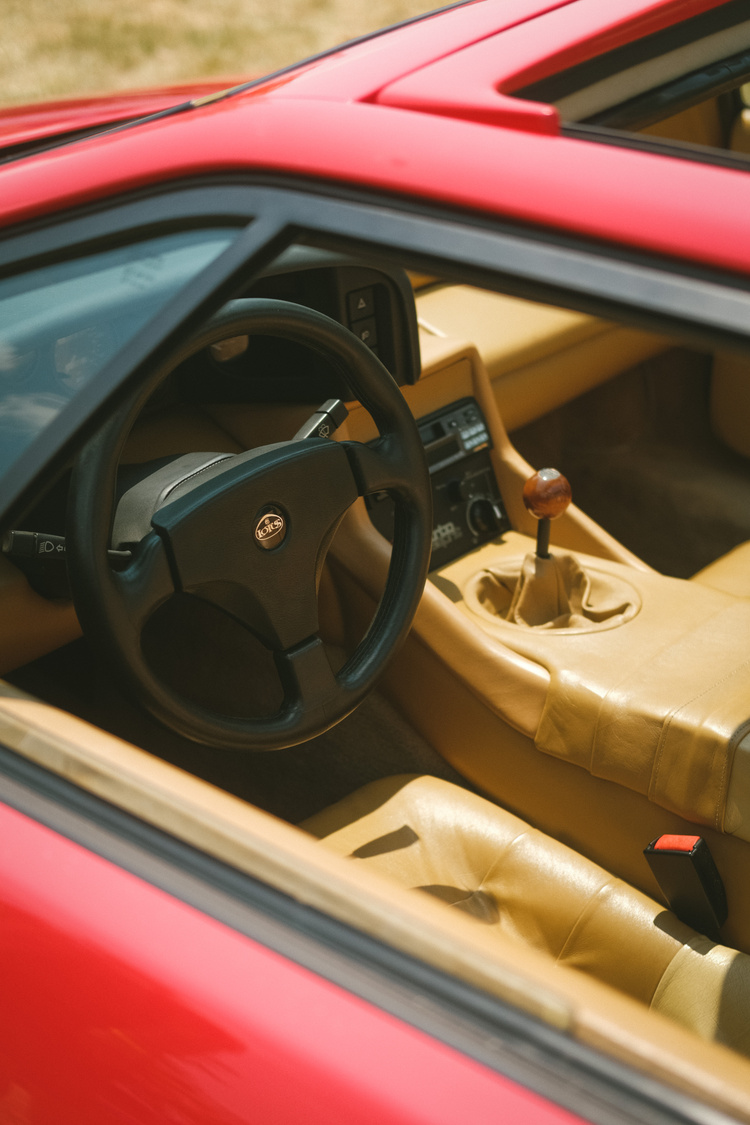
top-left (522, 468), bottom-right (572, 521)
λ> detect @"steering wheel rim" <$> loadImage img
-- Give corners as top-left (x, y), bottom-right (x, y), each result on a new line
top-left (67, 299), bottom-right (432, 751)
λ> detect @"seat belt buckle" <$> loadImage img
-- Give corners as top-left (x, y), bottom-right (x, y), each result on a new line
top-left (643, 834), bottom-right (727, 940)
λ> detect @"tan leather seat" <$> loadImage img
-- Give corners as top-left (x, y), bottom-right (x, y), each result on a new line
top-left (302, 774), bottom-right (750, 1054)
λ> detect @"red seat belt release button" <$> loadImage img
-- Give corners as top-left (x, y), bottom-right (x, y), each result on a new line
top-left (643, 834), bottom-right (727, 939)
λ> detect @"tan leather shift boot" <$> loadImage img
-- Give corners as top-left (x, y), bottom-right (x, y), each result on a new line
top-left (472, 551), bottom-right (636, 630)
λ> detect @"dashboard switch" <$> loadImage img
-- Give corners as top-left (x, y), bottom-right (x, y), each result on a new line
top-left (347, 287), bottom-right (375, 320)
top-left (350, 317), bottom-right (378, 349)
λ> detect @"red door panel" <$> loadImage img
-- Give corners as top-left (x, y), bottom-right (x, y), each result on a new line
top-left (0, 798), bottom-right (582, 1125)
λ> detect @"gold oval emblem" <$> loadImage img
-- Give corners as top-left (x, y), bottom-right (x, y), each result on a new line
top-left (254, 511), bottom-right (286, 549)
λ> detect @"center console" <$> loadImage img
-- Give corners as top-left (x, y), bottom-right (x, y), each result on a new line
top-left (341, 365), bottom-right (750, 854)
top-left (367, 396), bottom-right (510, 566)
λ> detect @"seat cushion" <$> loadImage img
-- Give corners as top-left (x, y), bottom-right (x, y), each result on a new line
top-left (302, 774), bottom-right (750, 1053)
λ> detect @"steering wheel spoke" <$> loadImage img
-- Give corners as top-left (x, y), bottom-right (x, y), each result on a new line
top-left (343, 435), bottom-right (418, 499)
top-left (111, 530), bottom-right (175, 635)
top-left (276, 636), bottom-right (340, 718)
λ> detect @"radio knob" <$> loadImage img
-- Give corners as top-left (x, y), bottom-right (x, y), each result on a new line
top-left (447, 478), bottom-right (468, 505)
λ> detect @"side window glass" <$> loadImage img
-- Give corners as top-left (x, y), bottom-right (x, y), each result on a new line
top-left (0, 228), bottom-right (236, 475)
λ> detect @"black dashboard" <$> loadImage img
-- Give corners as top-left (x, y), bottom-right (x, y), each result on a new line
top-left (175, 247), bottom-right (421, 405)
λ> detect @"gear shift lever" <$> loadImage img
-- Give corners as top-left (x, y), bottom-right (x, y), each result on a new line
top-left (466, 467), bottom-right (635, 629)
top-left (522, 468), bottom-right (572, 559)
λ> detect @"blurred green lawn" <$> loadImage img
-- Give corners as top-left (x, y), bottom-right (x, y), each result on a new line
top-left (0, 0), bottom-right (439, 106)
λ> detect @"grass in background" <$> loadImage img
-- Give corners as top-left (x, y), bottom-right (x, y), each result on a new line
top-left (0, 0), bottom-right (439, 106)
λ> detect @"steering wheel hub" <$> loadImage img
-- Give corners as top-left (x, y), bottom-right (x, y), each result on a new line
top-left (254, 508), bottom-right (287, 550)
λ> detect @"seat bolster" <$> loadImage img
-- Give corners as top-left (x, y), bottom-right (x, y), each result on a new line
top-left (652, 941), bottom-right (750, 1056)
top-left (554, 879), bottom-right (692, 1004)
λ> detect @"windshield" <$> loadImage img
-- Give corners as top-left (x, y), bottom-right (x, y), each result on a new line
top-left (0, 228), bottom-right (236, 479)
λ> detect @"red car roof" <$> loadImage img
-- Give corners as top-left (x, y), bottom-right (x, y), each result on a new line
top-left (0, 0), bottom-right (746, 275)
top-left (0, 81), bottom-right (240, 149)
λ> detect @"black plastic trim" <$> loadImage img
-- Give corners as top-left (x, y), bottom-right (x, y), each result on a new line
top-left (0, 744), bottom-right (738, 1125)
top-left (563, 121), bottom-right (750, 172)
top-left (238, 184), bottom-right (750, 352)
top-left (0, 121), bottom-right (143, 166)
top-left (0, 183), bottom-right (257, 275)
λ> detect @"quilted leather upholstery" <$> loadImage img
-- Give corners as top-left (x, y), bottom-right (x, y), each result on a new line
top-left (303, 774), bottom-right (750, 1054)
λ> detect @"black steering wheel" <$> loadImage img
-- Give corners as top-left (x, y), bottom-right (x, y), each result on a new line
top-left (67, 299), bottom-right (432, 751)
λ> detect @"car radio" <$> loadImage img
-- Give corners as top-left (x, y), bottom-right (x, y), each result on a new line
top-left (366, 396), bottom-right (510, 567)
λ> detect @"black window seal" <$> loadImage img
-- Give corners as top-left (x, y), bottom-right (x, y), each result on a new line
top-left (0, 744), bottom-right (733, 1125)
top-left (0, 120), bottom-right (144, 168)
top-left (0, 183), bottom-right (258, 277)
top-left (561, 120), bottom-right (750, 173)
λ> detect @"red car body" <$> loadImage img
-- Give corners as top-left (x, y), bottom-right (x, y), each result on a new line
top-left (1, 0), bottom-right (747, 271)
